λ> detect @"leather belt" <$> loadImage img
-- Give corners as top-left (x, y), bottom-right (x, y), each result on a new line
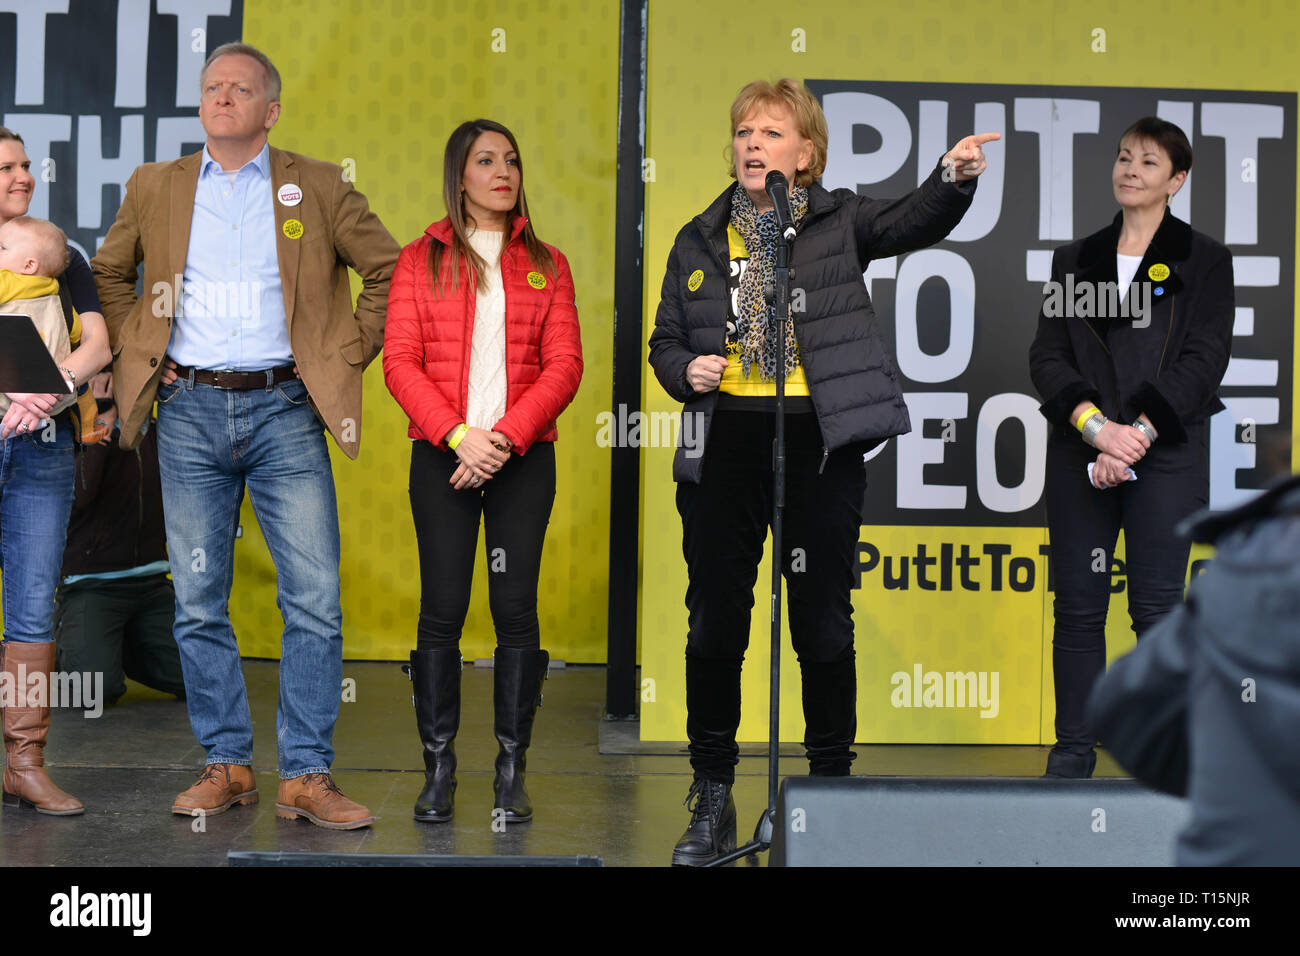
top-left (172, 364), bottom-right (298, 390)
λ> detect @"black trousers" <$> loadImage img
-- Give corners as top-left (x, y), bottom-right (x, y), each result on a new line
top-left (409, 440), bottom-right (556, 651)
top-left (53, 573), bottom-right (186, 704)
top-left (675, 407), bottom-right (869, 782)
top-left (1044, 422), bottom-right (1209, 754)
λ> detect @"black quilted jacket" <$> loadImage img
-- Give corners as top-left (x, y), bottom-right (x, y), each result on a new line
top-left (648, 163), bottom-right (975, 482)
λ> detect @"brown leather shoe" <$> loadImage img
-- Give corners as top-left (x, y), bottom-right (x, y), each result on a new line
top-left (171, 763), bottom-right (258, 816)
top-left (1, 641), bottom-right (84, 816)
top-left (276, 773), bottom-right (374, 830)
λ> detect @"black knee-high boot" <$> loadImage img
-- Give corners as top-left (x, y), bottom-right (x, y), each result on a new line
top-left (492, 647), bottom-right (549, 823)
top-left (404, 648), bottom-right (461, 822)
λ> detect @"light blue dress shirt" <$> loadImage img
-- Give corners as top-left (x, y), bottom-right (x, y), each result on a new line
top-left (168, 144), bottom-right (292, 370)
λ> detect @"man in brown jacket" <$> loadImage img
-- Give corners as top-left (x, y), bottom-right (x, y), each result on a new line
top-left (91, 41), bottom-right (399, 829)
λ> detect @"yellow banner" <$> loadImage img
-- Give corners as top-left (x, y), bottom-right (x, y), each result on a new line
top-left (231, 1), bottom-right (619, 661)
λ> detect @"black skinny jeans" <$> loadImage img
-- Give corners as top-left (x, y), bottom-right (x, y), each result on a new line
top-left (409, 440), bottom-right (556, 651)
top-left (676, 406), bottom-right (869, 781)
top-left (1044, 421), bottom-right (1209, 754)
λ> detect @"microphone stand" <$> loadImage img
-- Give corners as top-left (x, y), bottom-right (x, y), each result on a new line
top-left (704, 221), bottom-right (793, 867)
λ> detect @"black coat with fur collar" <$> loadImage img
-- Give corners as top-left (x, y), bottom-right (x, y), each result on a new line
top-left (649, 164), bottom-right (974, 483)
top-left (1028, 209), bottom-right (1234, 443)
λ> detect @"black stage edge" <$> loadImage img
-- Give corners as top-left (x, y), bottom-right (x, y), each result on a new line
top-left (605, 0), bottom-right (649, 720)
top-left (228, 851), bottom-right (602, 867)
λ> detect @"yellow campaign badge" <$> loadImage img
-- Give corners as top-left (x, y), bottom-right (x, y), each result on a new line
top-left (1148, 263), bottom-right (1170, 282)
top-left (282, 218), bottom-right (304, 240)
top-left (687, 269), bottom-right (704, 292)
top-left (527, 271), bottom-right (546, 290)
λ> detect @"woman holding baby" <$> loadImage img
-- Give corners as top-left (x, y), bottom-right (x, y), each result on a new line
top-left (0, 125), bottom-right (111, 815)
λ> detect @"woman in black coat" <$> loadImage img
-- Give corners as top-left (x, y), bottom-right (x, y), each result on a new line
top-left (1029, 116), bottom-right (1234, 778)
top-left (648, 77), bottom-right (995, 865)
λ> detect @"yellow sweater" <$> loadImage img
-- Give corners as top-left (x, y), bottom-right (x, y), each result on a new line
top-left (720, 225), bottom-right (809, 396)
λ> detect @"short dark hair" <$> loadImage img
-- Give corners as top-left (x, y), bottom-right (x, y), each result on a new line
top-left (201, 42), bottom-right (282, 103)
top-left (0, 126), bottom-right (24, 145)
top-left (1117, 117), bottom-right (1193, 175)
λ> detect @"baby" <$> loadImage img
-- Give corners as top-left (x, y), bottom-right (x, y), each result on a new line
top-left (0, 215), bottom-right (79, 418)
top-left (0, 215), bottom-right (70, 282)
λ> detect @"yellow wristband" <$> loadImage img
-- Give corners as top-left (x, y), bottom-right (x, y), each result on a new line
top-left (447, 423), bottom-right (469, 450)
top-left (1075, 406), bottom-right (1102, 432)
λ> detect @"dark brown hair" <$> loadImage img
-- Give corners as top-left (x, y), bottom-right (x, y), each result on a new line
top-left (1117, 117), bottom-right (1193, 175)
top-left (0, 126), bottom-right (24, 145)
top-left (429, 119), bottom-right (555, 297)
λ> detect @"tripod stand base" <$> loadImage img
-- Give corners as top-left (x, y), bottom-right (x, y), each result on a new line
top-left (702, 806), bottom-right (775, 867)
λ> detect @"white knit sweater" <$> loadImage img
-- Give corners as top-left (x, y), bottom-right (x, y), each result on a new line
top-left (464, 227), bottom-right (508, 430)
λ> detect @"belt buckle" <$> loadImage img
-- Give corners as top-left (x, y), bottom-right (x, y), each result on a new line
top-left (210, 370), bottom-right (237, 390)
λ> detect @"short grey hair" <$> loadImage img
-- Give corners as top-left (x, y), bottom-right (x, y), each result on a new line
top-left (200, 42), bottom-right (282, 103)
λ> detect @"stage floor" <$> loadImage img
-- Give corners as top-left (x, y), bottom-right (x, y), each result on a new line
top-left (0, 662), bottom-right (1128, 867)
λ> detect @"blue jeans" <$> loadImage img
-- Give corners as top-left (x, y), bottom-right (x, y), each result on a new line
top-left (0, 415), bottom-right (75, 643)
top-left (156, 376), bottom-right (342, 778)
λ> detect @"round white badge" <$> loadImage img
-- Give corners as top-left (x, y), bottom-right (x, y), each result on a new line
top-left (277, 183), bottom-right (303, 207)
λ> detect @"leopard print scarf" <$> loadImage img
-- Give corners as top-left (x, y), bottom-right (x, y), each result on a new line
top-left (729, 181), bottom-right (810, 380)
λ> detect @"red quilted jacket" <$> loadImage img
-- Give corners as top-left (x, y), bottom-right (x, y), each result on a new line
top-left (383, 216), bottom-right (583, 454)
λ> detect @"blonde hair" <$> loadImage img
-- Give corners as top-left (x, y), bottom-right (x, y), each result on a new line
top-left (6, 216), bottom-right (69, 276)
top-left (727, 78), bottom-right (828, 187)
top-left (201, 42), bottom-right (282, 103)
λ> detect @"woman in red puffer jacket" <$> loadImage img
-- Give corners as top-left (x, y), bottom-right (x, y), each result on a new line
top-left (383, 118), bottom-right (582, 828)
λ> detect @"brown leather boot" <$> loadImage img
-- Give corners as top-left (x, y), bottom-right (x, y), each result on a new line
top-left (276, 773), bottom-right (374, 830)
top-left (1, 641), bottom-right (85, 815)
top-left (171, 763), bottom-right (259, 815)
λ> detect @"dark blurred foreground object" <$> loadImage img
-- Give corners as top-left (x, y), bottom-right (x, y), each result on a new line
top-left (1088, 474), bottom-right (1300, 865)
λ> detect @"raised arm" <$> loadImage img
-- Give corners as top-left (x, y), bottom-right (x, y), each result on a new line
top-left (850, 133), bottom-right (997, 265)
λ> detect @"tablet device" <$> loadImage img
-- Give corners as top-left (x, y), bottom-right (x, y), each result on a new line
top-left (0, 313), bottom-right (73, 394)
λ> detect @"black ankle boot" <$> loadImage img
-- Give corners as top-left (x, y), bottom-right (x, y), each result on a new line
top-left (671, 779), bottom-right (737, 866)
top-left (492, 647), bottom-right (549, 824)
top-left (1043, 747), bottom-right (1097, 778)
top-left (800, 655), bottom-right (858, 776)
top-left (403, 649), bottom-right (462, 822)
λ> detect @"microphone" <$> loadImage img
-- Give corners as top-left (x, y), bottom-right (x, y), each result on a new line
top-left (765, 170), bottom-right (797, 241)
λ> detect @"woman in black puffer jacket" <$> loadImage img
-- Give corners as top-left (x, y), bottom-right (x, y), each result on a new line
top-left (648, 78), bottom-right (995, 865)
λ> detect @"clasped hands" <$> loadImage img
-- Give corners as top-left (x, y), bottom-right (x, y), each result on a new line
top-left (447, 425), bottom-right (513, 490)
top-left (1, 391), bottom-right (59, 439)
top-left (1091, 421), bottom-right (1154, 490)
